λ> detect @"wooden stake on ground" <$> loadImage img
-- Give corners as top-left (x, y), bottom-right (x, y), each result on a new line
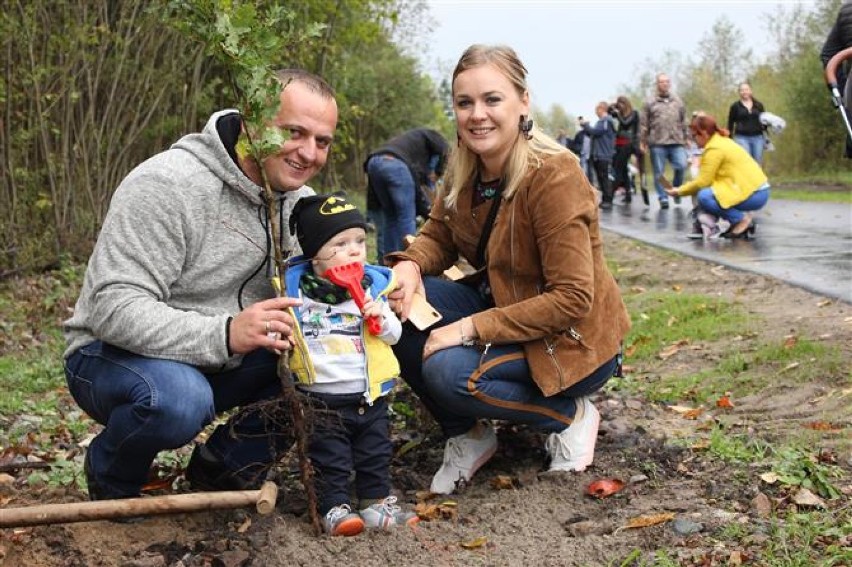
top-left (0, 481), bottom-right (278, 527)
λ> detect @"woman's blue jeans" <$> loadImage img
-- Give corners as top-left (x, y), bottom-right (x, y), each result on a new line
top-left (65, 342), bottom-right (291, 497)
top-left (697, 185), bottom-right (770, 224)
top-left (392, 277), bottom-right (616, 438)
top-left (366, 155), bottom-right (417, 255)
top-left (734, 134), bottom-right (765, 165)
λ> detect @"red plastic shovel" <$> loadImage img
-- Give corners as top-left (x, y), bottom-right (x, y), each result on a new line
top-left (324, 262), bottom-right (382, 335)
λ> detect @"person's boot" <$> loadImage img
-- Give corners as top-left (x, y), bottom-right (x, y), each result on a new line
top-left (185, 444), bottom-right (261, 491)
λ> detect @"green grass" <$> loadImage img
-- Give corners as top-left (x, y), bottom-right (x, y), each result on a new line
top-left (770, 187), bottom-right (852, 203)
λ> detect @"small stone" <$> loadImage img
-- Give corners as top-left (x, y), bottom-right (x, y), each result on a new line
top-left (629, 474), bottom-right (648, 484)
top-left (671, 518), bottom-right (703, 536)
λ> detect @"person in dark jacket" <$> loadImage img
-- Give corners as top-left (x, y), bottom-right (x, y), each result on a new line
top-left (727, 82), bottom-right (767, 164)
top-left (581, 101), bottom-right (616, 209)
top-left (821, 0), bottom-right (852, 158)
top-left (611, 96), bottom-right (640, 203)
top-left (365, 128), bottom-right (449, 259)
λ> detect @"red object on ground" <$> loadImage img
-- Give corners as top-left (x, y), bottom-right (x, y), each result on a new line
top-left (586, 478), bottom-right (625, 499)
top-left (324, 262), bottom-right (382, 335)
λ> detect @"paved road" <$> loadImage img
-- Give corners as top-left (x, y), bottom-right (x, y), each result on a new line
top-left (599, 197), bottom-right (852, 304)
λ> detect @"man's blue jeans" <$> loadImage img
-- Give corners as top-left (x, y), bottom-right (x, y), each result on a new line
top-left (650, 144), bottom-right (687, 203)
top-left (65, 342), bottom-right (291, 497)
top-left (733, 134), bottom-right (765, 165)
top-left (697, 184), bottom-right (770, 224)
top-left (392, 277), bottom-right (616, 438)
top-left (366, 155), bottom-right (417, 256)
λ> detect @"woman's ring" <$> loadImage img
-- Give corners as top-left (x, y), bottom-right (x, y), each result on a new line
top-left (265, 320), bottom-right (271, 333)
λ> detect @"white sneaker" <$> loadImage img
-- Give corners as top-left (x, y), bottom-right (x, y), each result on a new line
top-left (545, 397), bottom-right (600, 472)
top-left (429, 421), bottom-right (498, 494)
top-left (323, 504), bottom-right (364, 536)
top-left (360, 496), bottom-right (419, 530)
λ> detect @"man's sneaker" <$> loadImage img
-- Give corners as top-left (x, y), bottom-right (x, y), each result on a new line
top-left (430, 421), bottom-right (498, 494)
top-left (185, 444), bottom-right (259, 491)
top-left (360, 496), bottom-right (420, 530)
top-left (659, 199), bottom-right (670, 210)
top-left (545, 397), bottom-right (600, 472)
top-left (323, 504), bottom-right (365, 536)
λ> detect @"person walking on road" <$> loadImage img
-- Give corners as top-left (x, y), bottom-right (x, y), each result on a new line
top-left (727, 82), bottom-right (767, 164)
top-left (640, 73), bottom-right (689, 209)
top-left (664, 113), bottom-right (770, 239)
top-left (611, 96), bottom-right (641, 204)
top-left (581, 102), bottom-right (617, 209)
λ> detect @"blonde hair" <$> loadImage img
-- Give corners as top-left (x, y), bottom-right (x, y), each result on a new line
top-left (444, 44), bottom-right (569, 209)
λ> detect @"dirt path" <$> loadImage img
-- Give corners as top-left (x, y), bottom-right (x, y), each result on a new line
top-left (1, 233), bottom-right (849, 567)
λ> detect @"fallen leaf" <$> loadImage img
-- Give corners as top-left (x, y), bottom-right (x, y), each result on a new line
top-left (237, 516), bottom-right (251, 533)
top-left (414, 500), bottom-right (458, 521)
top-left (586, 478), bottom-right (625, 499)
top-left (622, 512), bottom-right (675, 529)
top-left (460, 536), bottom-right (487, 549)
top-left (716, 395), bottom-right (734, 408)
top-left (803, 421), bottom-right (842, 432)
top-left (682, 408), bottom-right (705, 420)
top-left (624, 344), bottom-right (637, 357)
top-left (779, 361), bottom-right (800, 373)
top-left (671, 284), bottom-right (682, 292)
top-left (816, 299), bottom-right (832, 307)
top-left (666, 316), bottom-right (677, 327)
top-left (669, 405), bottom-right (697, 414)
top-left (490, 475), bottom-right (516, 490)
top-left (783, 335), bottom-right (798, 349)
top-left (759, 472), bottom-right (779, 484)
top-left (691, 439), bottom-right (711, 450)
top-left (630, 286), bottom-right (646, 293)
top-left (729, 550), bottom-right (744, 565)
top-left (792, 488), bottom-right (826, 508)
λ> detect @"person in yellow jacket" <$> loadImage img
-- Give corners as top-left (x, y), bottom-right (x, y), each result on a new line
top-left (666, 113), bottom-right (770, 239)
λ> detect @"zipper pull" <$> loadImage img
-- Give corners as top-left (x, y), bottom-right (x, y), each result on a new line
top-left (568, 327), bottom-right (583, 342)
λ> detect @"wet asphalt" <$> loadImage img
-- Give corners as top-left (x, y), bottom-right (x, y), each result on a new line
top-left (598, 195), bottom-right (852, 304)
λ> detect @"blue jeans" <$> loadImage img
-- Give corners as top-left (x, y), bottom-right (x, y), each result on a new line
top-left (366, 155), bottom-right (417, 255)
top-left (734, 134), bottom-right (765, 165)
top-left (697, 184), bottom-right (770, 224)
top-left (65, 342), bottom-right (291, 497)
top-left (650, 144), bottom-right (687, 203)
top-left (392, 277), bottom-right (616, 438)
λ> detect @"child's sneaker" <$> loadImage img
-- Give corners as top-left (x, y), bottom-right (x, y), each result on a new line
top-left (360, 496), bottom-right (420, 530)
top-left (323, 504), bottom-right (364, 536)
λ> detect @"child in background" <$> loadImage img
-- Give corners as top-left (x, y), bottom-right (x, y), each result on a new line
top-left (287, 193), bottom-right (418, 536)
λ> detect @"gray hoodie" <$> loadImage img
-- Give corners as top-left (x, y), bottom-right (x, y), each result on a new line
top-left (63, 110), bottom-right (314, 371)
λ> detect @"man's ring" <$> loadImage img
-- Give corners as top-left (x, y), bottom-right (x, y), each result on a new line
top-left (265, 320), bottom-right (271, 333)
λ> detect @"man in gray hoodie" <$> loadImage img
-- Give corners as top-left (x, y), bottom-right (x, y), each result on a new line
top-left (63, 69), bottom-right (338, 500)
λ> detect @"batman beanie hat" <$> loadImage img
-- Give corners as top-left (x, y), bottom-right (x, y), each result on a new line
top-left (290, 193), bottom-right (367, 259)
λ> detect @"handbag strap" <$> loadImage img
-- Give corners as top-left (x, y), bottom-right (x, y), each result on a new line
top-left (474, 179), bottom-right (504, 267)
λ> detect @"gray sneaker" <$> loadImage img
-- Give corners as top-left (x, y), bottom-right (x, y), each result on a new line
top-left (360, 496), bottom-right (419, 530)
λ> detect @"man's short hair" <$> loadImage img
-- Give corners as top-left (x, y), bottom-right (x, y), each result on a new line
top-left (274, 68), bottom-right (335, 99)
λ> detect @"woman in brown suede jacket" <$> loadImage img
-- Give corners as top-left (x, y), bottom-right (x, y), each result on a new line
top-left (387, 44), bottom-right (630, 495)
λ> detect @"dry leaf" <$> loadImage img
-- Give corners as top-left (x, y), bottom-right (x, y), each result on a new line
top-left (716, 395), bottom-right (734, 408)
top-left (682, 408), bottom-right (705, 420)
top-left (729, 550), bottom-right (744, 565)
top-left (460, 536), bottom-right (488, 549)
top-left (490, 475), bottom-right (516, 490)
top-left (816, 299), bottom-right (832, 307)
top-left (792, 488), bottom-right (826, 508)
top-left (658, 344), bottom-right (681, 360)
top-left (783, 335), bottom-right (798, 349)
top-left (414, 500), bottom-right (458, 521)
top-left (779, 361), bottom-right (800, 373)
top-left (669, 405), bottom-right (697, 414)
top-left (586, 478), bottom-right (625, 499)
top-left (622, 512), bottom-right (675, 529)
top-left (759, 472), bottom-right (779, 484)
top-left (237, 516), bottom-right (252, 533)
top-left (666, 316), bottom-right (677, 327)
top-left (630, 286), bottom-right (646, 293)
top-left (691, 439), bottom-right (711, 450)
top-left (804, 421), bottom-right (842, 432)
top-left (624, 344), bottom-right (637, 357)
top-left (672, 284), bottom-right (682, 292)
